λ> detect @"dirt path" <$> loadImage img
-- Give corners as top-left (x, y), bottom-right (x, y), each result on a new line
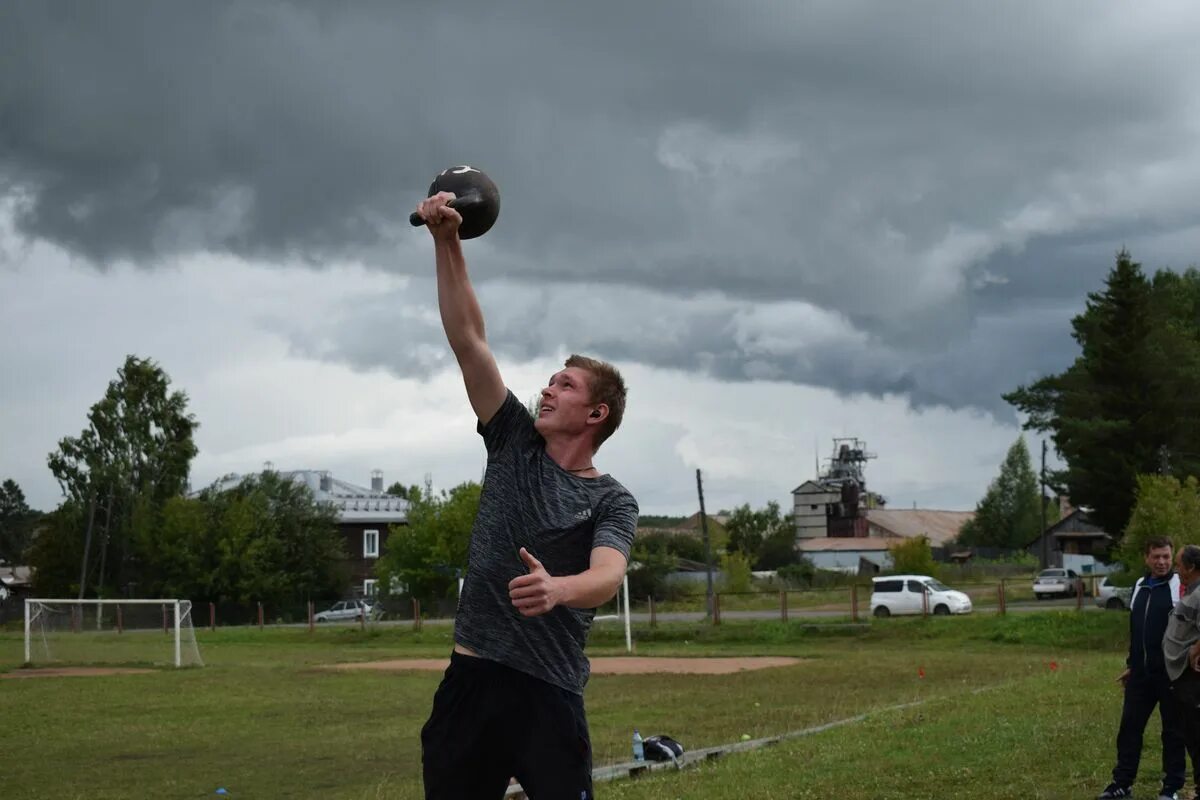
top-left (2, 667), bottom-right (156, 679)
top-left (327, 656), bottom-right (802, 675)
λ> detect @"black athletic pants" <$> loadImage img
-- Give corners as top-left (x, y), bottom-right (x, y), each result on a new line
top-left (1176, 692), bottom-right (1200, 795)
top-left (1112, 670), bottom-right (1187, 792)
top-left (421, 651), bottom-right (593, 800)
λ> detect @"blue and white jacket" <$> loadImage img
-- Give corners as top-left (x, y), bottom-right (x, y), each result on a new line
top-left (1128, 571), bottom-right (1183, 676)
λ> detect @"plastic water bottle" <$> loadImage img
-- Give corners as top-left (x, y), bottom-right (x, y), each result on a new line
top-left (632, 728), bottom-right (645, 762)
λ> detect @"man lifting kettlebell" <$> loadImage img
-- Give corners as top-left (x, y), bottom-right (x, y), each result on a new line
top-left (412, 167), bottom-right (639, 800)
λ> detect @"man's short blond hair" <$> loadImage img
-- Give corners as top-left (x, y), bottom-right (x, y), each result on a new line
top-left (565, 354), bottom-right (626, 449)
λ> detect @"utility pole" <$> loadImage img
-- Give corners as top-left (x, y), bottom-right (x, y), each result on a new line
top-left (696, 469), bottom-right (715, 620)
top-left (1159, 444), bottom-right (1171, 476)
top-left (1040, 439), bottom-right (1049, 570)
top-left (78, 488), bottom-right (97, 600)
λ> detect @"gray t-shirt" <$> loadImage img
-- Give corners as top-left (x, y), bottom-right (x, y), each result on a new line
top-left (1164, 580), bottom-right (1200, 681)
top-left (453, 390), bottom-right (639, 694)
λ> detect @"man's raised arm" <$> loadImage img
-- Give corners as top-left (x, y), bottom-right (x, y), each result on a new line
top-left (417, 191), bottom-right (507, 425)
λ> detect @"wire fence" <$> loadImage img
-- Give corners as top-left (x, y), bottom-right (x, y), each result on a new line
top-left (2, 573), bottom-right (1119, 636)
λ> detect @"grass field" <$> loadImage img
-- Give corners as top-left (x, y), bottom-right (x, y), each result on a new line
top-left (0, 612), bottom-right (1171, 799)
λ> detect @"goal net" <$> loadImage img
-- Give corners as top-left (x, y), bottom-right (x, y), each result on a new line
top-left (24, 599), bottom-right (204, 668)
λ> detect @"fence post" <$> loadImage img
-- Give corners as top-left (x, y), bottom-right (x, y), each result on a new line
top-left (209, 602), bottom-right (216, 632)
top-left (780, 590), bottom-right (788, 623)
top-left (258, 602), bottom-right (264, 631)
top-left (999, 579), bottom-right (1007, 616)
top-left (922, 588), bottom-right (929, 617)
top-left (162, 604), bottom-right (168, 635)
top-left (116, 604), bottom-right (123, 634)
top-left (649, 596), bottom-right (657, 628)
top-left (851, 584), bottom-right (859, 622)
top-left (713, 593), bottom-right (721, 626)
top-left (1076, 578), bottom-right (1083, 612)
top-left (308, 600), bottom-right (314, 633)
top-left (413, 598), bottom-right (422, 632)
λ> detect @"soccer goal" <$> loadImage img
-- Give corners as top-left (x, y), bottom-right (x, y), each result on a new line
top-left (24, 598), bottom-right (204, 668)
top-left (593, 575), bottom-right (632, 653)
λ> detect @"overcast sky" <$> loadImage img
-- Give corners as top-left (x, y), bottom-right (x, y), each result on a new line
top-left (4, 1), bottom-right (1200, 515)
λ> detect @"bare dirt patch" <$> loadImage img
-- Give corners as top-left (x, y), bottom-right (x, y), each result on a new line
top-left (2, 667), bottom-right (156, 679)
top-left (327, 656), bottom-right (802, 675)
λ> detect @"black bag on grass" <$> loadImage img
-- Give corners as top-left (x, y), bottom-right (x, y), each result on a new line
top-left (643, 735), bottom-right (684, 762)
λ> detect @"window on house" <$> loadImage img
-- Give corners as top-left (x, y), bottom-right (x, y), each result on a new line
top-left (364, 529), bottom-right (379, 558)
top-left (363, 579), bottom-right (377, 598)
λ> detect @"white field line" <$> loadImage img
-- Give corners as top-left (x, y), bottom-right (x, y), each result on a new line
top-left (504, 679), bottom-right (1020, 798)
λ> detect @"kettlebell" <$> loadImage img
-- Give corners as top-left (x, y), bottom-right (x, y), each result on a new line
top-left (408, 165), bottom-right (501, 239)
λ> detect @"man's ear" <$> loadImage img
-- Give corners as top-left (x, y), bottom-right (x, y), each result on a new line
top-left (588, 403), bottom-right (609, 423)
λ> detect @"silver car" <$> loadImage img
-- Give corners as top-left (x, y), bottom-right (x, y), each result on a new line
top-left (314, 599), bottom-right (373, 622)
top-left (1032, 568), bottom-right (1085, 600)
top-left (1094, 576), bottom-right (1132, 611)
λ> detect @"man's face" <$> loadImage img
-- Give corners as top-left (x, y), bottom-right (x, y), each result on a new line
top-left (534, 367), bottom-right (596, 438)
top-left (1176, 552), bottom-right (1197, 584)
top-left (1146, 545), bottom-right (1173, 578)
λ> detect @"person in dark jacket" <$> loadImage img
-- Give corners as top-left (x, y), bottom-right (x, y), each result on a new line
top-left (1098, 537), bottom-right (1186, 800)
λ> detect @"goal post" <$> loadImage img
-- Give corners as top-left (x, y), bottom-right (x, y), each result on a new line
top-left (593, 574), bottom-right (632, 653)
top-left (24, 598), bottom-right (204, 668)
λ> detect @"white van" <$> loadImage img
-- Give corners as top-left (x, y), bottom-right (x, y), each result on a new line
top-left (870, 574), bottom-right (973, 617)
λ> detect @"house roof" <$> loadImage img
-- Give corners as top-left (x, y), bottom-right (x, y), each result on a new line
top-left (1054, 529), bottom-right (1111, 540)
top-left (1046, 508), bottom-right (1107, 535)
top-left (865, 509), bottom-right (974, 546)
top-left (791, 479), bottom-right (833, 494)
top-left (642, 512), bottom-right (730, 537)
top-left (797, 537), bottom-right (897, 553)
top-left (198, 470), bottom-right (409, 524)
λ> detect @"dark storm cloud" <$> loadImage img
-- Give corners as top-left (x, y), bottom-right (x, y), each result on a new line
top-left (4, 1), bottom-right (1200, 412)
top-left (281, 277), bottom-right (1081, 418)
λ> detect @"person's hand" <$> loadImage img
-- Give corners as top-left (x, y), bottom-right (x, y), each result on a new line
top-left (1190, 642), bottom-right (1200, 672)
top-left (415, 191), bottom-right (462, 242)
top-left (508, 547), bottom-right (565, 617)
top-left (1117, 667), bottom-right (1131, 687)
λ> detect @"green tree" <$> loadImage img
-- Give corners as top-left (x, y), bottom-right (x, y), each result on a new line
top-left (627, 536), bottom-right (679, 600)
top-left (195, 471), bottom-right (347, 605)
top-left (386, 482), bottom-right (423, 502)
top-left (756, 525), bottom-right (800, 570)
top-left (0, 479), bottom-right (37, 564)
top-left (719, 550), bottom-right (753, 593)
top-left (887, 536), bottom-right (939, 578)
top-left (635, 530), bottom-right (707, 563)
top-left (45, 355), bottom-right (198, 595)
top-left (25, 503), bottom-right (87, 595)
top-left (376, 481), bottom-right (481, 600)
top-left (726, 501), bottom-right (793, 568)
top-left (957, 437), bottom-right (1048, 549)
top-left (1120, 474), bottom-right (1200, 573)
top-left (1005, 252), bottom-right (1200, 537)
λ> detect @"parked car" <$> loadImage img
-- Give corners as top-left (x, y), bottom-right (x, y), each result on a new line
top-left (1032, 568), bottom-right (1085, 600)
top-left (314, 599), bottom-right (373, 622)
top-left (870, 575), bottom-right (973, 617)
top-left (1095, 576), bottom-right (1133, 611)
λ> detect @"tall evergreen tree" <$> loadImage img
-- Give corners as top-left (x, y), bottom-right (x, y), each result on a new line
top-left (1004, 251), bottom-right (1200, 537)
top-left (958, 437), bottom-right (1045, 549)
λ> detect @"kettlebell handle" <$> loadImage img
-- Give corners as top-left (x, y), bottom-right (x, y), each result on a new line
top-left (408, 191), bottom-right (485, 228)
